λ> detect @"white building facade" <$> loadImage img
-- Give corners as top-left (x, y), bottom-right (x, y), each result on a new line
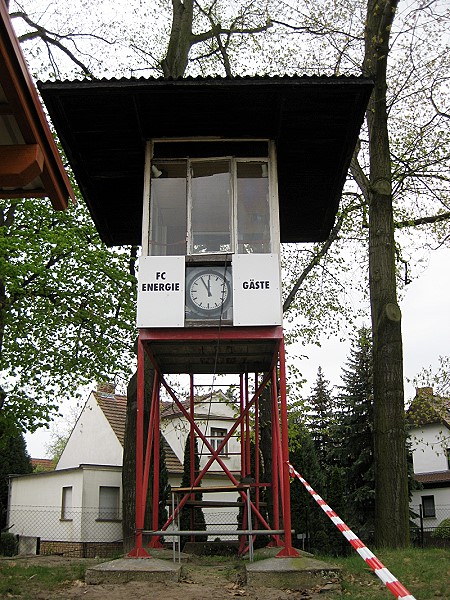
top-left (408, 389), bottom-right (450, 532)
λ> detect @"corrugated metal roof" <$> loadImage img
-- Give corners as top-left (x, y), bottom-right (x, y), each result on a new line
top-left (38, 74), bottom-right (372, 246)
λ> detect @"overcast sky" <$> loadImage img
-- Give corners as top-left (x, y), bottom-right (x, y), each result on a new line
top-left (289, 245), bottom-right (450, 402)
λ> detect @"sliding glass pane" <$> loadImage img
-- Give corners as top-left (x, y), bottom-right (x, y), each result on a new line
top-left (149, 161), bottom-right (187, 256)
top-left (191, 161), bottom-right (231, 254)
top-left (237, 161), bottom-right (271, 253)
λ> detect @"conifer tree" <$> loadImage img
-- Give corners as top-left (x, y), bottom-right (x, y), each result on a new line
top-left (122, 360), bottom-right (171, 551)
top-left (0, 425), bottom-right (32, 531)
top-left (307, 367), bottom-right (335, 465)
top-left (334, 326), bottom-right (375, 536)
top-left (289, 423), bottom-right (328, 553)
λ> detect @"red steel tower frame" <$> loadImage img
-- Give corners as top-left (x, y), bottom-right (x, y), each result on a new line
top-left (128, 325), bottom-right (299, 558)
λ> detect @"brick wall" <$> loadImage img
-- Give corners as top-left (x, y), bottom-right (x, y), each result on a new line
top-left (40, 540), bottom-right (123, 558)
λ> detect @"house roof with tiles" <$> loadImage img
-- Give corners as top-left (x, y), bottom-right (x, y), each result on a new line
top-left (407, 387), bottom-right (450, 430)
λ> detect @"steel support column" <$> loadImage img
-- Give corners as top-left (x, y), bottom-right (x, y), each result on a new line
top-left (276, 337), bottom-right (300, 557)
top-left (128, 334), bottom-right (150, 557)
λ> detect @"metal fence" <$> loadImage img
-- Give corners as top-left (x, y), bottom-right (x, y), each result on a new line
top-left (410, 504), bottom-right (450, 548)
top-left (6, 505), bottom-right (244, 556)
top-left (7, 505), bottom-right (123, 557)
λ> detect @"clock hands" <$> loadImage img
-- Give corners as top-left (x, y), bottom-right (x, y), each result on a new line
top-left (200, 276), bottom-right (212, 297)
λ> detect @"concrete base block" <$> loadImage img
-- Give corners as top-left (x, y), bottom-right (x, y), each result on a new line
top-left (85, 557), bottom-right (181, 585)
top-left (246, 556), bottom-right (341, 590)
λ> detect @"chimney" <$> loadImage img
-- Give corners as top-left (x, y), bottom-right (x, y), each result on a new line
top-left (416, 386), bottom-right (433, 397)
top-left (97, 382), bottom-right (116, 395)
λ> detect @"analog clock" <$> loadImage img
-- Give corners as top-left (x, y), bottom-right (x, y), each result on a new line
top-left (187, 269), bottom-right (230, 316)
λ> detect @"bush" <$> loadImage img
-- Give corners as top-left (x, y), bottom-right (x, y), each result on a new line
top-left (432, 518), bottom-right (450, 539)
top-left (0, 532), bottom-right (18, 556)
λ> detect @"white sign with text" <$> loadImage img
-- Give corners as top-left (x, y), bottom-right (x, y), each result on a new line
top-left (137, 256), bottom-right (185, 327)
top-left (232, 253), bottom-right (282, 326)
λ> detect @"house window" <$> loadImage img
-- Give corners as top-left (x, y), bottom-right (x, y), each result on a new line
top-left (210, 427), bottom-right (228, 456)
top-left (61, 486), bottom-right (73, 520)
top-left (98, 486), bottom-right (121, 520)
top-left (421, 495), bottom-right (436, 518)
top-left (446, 448), bottom-right (450, 470)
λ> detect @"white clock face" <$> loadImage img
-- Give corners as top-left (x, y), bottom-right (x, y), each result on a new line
top-left (189, 271), bottom-right (229, 312)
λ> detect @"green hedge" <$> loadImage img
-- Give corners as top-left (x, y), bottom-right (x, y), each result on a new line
top-left (432, 518), bottom-right (450, 540)
top-left (0, 532), bottom-right (18, 556)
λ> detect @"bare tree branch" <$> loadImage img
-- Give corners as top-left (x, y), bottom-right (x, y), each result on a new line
top-left (11, 10), bottom-right (92, 75)
top-left (395, 211), bottom-right (450, 229)
top-left (283, 202), bottom-right (363, 313)
top-left (350, 140), bottom-right (370, 203)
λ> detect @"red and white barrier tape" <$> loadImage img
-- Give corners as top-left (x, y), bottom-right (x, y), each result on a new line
top-left (287, 462), bottom-right (417, 600)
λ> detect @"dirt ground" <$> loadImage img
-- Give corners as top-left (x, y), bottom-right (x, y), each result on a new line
top-left (0, 555), bottom-right (341, 600)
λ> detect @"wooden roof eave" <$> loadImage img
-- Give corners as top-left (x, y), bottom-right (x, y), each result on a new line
top-left (0, 2), bottom-right (74, 209)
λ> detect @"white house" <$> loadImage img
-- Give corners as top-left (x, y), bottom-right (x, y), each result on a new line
top-left (8, 384), bottom-right (241, 556)
top-left (408, 387), bottom-right (450, 530)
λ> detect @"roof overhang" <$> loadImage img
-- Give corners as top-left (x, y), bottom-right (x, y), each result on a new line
top-left (38, 75), bottom-right (373, 246)
top-left (0, 2), bottom-right (74, 209)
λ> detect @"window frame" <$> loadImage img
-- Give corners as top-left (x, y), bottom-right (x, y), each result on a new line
top-left (187, 158), bottom-right (234, 256)
top-left (421, 495), bottom-right (436, 518)
top-left (97, 485), bottom-right (121, 522)
top-left (148, 154), bottom-right (272, 257)
top-left (60, 486), bottom-right (73, 521)
top-left (210, 426), bottom-right (229, 457)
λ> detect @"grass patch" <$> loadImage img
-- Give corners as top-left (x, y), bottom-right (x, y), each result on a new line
top-left (322, 547), bottom-right (450, 599)
top-left (0, 548), bottom-right (448, 598)
top-left (0, 560), bottom-right (88, 599)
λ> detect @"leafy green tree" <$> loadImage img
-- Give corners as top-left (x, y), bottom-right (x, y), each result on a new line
top-left (0, 195), bottom-right (136, 439)
top-left (289, 421), bottom-right (328, 553)
top-left (276, 0), bottom-right (449, 547)
top-left (0, 425), bottom-right (32, 531)
top-left (179, 433), bottom-right (206, 547)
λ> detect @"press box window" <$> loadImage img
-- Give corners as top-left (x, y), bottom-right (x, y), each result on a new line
top-left (148, 157), bottom-right (271, 256)
top-left (421, 495), bottom-right (436, 518)
top-left (191, 160), bottom-right (231, 254)
top-left (98, 486), bottom-right (121, 521)
top-left (149, 161), bottom-right (187, 256)
top-left (237, 162), bottom-right (270, 254)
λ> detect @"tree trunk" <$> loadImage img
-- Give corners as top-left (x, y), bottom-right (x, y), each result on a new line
top-left (161, 0), bottom-right (194, 78)
top-left (364, 0), bottom-right (409, 547)
top-left (122, 353), bottom-right (155, 553)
